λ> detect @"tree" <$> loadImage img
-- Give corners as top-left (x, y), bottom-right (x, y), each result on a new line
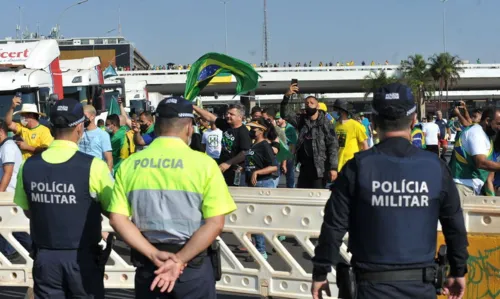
top-left (401, 54), bottom-right (435, 118)
top-left (362, 70), bottom-right (400, 99)
top-left (429, 53), bottom-right (464, 110)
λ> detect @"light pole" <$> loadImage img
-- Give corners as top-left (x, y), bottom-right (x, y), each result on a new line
top-left (56, 0), bottom-right (89, 39)
top-left (221, 0), bottom-right (229, 54)
top-left (441, 0), bottom-right (448, 53)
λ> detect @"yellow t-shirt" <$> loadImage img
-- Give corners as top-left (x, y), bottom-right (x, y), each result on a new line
top-left (14, 140), bottom-right (114, 211)
top-left (15, 124), bottom-right (54, 160)
top-left (335, 119), bottom-right (368, 171)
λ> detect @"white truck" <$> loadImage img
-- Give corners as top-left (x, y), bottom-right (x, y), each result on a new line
top-left (60, 57), bottom-right (104, 106)
top-left (0, 40), bottom-right (64, 120)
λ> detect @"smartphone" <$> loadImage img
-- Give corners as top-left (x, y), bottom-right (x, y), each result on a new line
top-left (13, 135), bottom-right (23, 142)
top-left (455, 102), bottom-right (461, 107)
top-left (291, 79), bottom-right (298, 85)
top-left (15, 92), bottom-right (22, 98)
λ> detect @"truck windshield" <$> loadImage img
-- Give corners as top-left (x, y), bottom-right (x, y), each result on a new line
top-left (129, 100), bottom-right (145, 114)
top-left (64, 86), bottom-right (90, 104)
top-left (104, 91), bottom-right (120, 110)
top-left (0, 91), bottom-right (37, 121)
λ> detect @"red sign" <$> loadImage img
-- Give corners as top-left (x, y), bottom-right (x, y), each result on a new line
top-left (0, 49), bottom-right (29, 59)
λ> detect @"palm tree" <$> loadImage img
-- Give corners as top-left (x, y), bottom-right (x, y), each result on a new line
top-left (429, 53), bottom-right (464, 109)
top-left (362, 70), bottom-right (400, 99)
top-left (401, 54), bottom-right (435, 118)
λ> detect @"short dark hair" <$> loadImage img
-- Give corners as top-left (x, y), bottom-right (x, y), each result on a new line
top-left (155, 117), bottom-right (191, 136)
top-left (480, 108), bottom-right (500, 123)
top-left (373, 113), bottom-right (415, 132)
top-left (0, 119), bottom-right (7, 134)
top-left (97, 119), bottom-right (104, 126)
top-left (140, 111), bottom-right (154, 122)
top-left (472, 108), bottom-right (482, 115)
top-left (262, 107), bottom-right (276, 119)
top-left (251, 106), bottom-right (262, 115)
top-left (106, 114), bottom-right (120, 127)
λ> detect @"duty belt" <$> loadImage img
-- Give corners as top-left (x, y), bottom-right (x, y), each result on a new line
top-left (356, 267), bottom-right (437, 283)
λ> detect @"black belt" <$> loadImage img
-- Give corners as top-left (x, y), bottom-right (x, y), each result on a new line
top-left (356, 267), bottom-right (436, 283)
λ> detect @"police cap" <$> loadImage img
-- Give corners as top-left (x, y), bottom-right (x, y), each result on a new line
top-left (155, 96), bottom-right (194, 119)
top-left (49, 98), bottom-right (85, 128)
top-left (372, 83), bottom-right (416, 120)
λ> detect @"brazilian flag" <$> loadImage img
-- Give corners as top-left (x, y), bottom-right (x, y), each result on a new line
top-left (184, 52), bottom-right (260, 101)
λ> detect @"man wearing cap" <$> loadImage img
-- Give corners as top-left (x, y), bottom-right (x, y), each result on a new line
top-left (312, 83), bottom-right (468, 299)
top-left (333, 99), bottom-right (369, 172)
top-left (13, 98), bottom-right (115, 298)
top-left (5, 96), bottom-right (53, 160)
top-left (108, 96), bottom-right (236, 298)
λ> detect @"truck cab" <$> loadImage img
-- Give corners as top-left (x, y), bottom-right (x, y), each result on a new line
top-left (126, 80), bottom-right (151, 116)
top-left (60, 57), bottom-right (104, 109)
top-left (0, 40), bottom-right (63, 121)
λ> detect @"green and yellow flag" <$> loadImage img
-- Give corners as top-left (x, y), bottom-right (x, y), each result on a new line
top-left (184, 52), bottom-right (260, 101)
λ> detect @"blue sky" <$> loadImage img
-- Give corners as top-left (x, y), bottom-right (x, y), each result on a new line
top-left (1, 0), bottom-right (499, 65)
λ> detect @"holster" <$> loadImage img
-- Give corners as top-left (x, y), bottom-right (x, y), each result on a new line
top-left (434, 245), bottom-right (449, 294)
top-left (336, 262), bottom-right (357, 299)
top-left (208, 240), bottom-right (222, 281)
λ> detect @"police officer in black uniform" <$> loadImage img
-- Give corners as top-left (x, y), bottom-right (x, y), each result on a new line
top-left (311, 83), bottom-right (469, 299)
top-left (13, 98), bottom-right (114, 299)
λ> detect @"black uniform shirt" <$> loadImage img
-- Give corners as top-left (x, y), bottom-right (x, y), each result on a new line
top-left (311, 137), bottom-right (469, 281)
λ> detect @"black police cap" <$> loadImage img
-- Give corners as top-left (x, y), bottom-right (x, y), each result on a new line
top-left (155, 96), bottom-right (194, 119)
top-left (372, 83), bottom-right (416, 120)
top-left (49, 98), bottom-right (85, 128)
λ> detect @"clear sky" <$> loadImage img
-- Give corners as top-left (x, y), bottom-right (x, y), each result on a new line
top-left (1, 0), bottom-right (499, 66)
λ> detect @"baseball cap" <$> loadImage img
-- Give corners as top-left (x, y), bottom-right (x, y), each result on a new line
top-left (372, 83), bottom-right (416, 120)
top-left (155, 96), bottom-right (194, 119)
top-left (49, 98), bottom-right (85, 128)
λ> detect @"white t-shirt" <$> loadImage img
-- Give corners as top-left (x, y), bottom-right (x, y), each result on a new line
top-left (0, 139), bottom-right (22, 192)
top-left (202, 129), bottom-right (223, 159)
top-left (453, 124), bottom-right (491, 194)
top-left (423, 123), bottom-right (440, 145)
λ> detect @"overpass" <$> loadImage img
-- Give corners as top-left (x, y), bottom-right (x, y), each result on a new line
top-left (115, 64), bottom-right (500, 101)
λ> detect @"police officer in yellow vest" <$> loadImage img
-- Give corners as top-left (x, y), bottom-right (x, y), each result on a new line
top-left (13, 98), bottom-right (114, 299)
top-left (108, 96), bottom-right (237, 299)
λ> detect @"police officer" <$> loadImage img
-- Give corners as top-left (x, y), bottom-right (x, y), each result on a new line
top-left (108, 96), bottom-right (237, 299)
top-left (13, 98), bottom-right (114, 299)
top-left (311, 83), bottom-right (469, 299)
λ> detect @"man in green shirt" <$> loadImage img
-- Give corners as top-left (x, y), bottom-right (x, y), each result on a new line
top-left (106, 114), bottom-right (129, 174)
top-left (277, 113), bottom-right (298, 188)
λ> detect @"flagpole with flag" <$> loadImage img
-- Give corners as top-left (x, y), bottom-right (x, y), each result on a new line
top-left (184, 52), bottom-right (260, 101)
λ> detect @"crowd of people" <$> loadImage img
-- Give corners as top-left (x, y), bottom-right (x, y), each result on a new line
top-left (0, 77), bottom-right (480, 297)
top-left (116, 60), bottom-right (392, 72)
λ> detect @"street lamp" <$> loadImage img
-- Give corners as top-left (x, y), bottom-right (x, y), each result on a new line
top-left (56, 0), bottom-right (89, 39)
top-left (441, 0), bottom-right (448, 53)
top-left (221, 0), bottom-right (229, 54)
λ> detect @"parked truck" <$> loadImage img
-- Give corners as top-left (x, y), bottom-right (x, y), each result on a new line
top-left (0, 40), bottom-right (63, 120)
